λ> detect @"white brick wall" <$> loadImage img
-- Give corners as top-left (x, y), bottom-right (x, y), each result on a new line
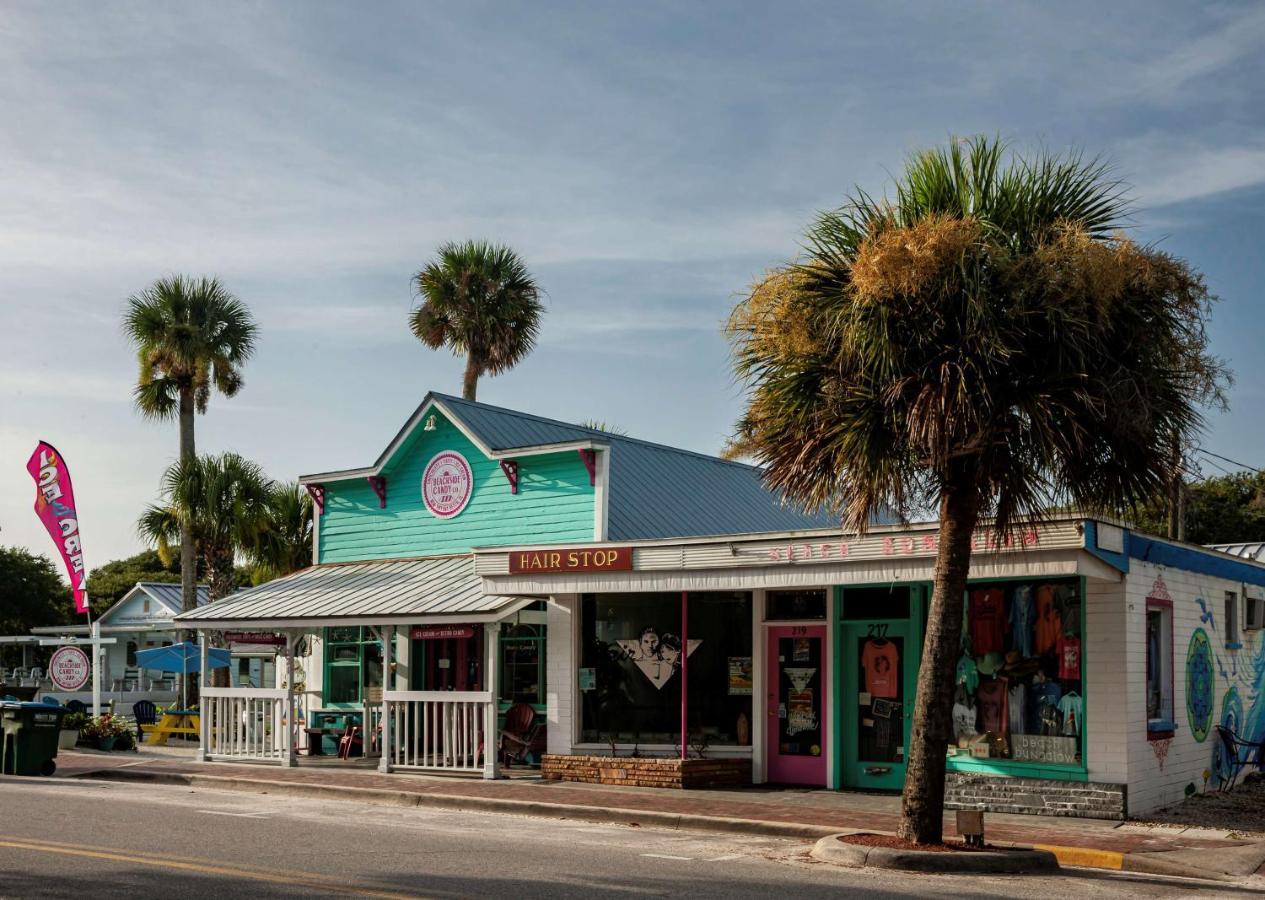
top-left (1122, 559), bottom-right (1262, 815)
top-left (546, 595), bottom-right (577, 755)
top-left (1086, 576), bottom-right (1129, 784)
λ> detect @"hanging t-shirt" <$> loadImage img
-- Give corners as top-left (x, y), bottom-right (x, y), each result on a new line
top-left (1008, 682), bottom-right (1028, 735)
top-left (1056, 584), bottom-right (1080, 636)
top-left (956, 654), bottom-right (979, 693)
top-left (952, 700), bottom-right (978, 742)
top-left (1057, 634), bottom-right (1081, 680)
top-left (1030, 679), bottom-right (1062, 734)
top-left (1034, 584), bottom-right (1061, 655)
top-left (1009, 585), bottom-right (1036, 657)
top-left (976, 679), bottom-right (1009, 735)
top-left (969, 588), bottom-right (1006, 656)
top-left (1058, 693), bottom-right (1083, 736)
top-left (861, 639), bottom-right (899, 699)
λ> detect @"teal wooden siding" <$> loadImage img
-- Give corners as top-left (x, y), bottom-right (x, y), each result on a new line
top-left (318, 411), bottom-right (596, 563)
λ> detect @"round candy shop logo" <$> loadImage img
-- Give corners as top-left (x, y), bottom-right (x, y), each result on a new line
top-left (421, 450), bottom-right (473, 519)
top-left (49, 645), bottom-right (90, 691)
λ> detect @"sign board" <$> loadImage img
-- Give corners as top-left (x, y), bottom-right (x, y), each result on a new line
top-left (509, 546), bottom-right (633, 575)
top-left (49, 645), bottom-right (90, 691)
top-left (422, 450), bottom-right (473, 519)
top-left (410, 625), bottom-right (475, 641)
top-left (1011, 734), bottom-right (1079, 765)
top-left (224, 631), bottom-right (287, 646)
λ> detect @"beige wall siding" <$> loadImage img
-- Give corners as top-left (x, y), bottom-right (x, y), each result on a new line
top-left (546, 595), bottom-right (577, 755)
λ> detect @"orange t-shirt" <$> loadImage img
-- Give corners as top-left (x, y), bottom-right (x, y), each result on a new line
top-left (862, 639), bottom-right (899, 699)
top-left (1035, 584), bottom-right (1061, 655)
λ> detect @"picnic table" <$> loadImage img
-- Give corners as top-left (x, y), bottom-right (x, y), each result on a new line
top-left (141, 709), bottom-right (200, 745)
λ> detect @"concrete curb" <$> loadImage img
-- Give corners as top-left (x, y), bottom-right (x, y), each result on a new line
top-left (74, 767), bottom-right (1253, 881)
top-left (811, 834), bottom-right (1059, 874)
top-left (76, 768), bottom-right (842, 840)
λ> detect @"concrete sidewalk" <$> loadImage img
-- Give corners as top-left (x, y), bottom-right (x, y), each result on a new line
top-left (57, 750), bottom-right (1265, 883)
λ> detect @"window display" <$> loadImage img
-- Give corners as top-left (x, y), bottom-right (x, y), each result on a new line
top-left (579, 592), bottom-right (752, 746)
top-left (948, 579), bottom-right (1082, 765)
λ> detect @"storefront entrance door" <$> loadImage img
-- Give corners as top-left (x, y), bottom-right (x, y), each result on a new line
top-left (841, 620), bottom-right (912, 790)
top-left (765, 624), bottom-right (827, 785)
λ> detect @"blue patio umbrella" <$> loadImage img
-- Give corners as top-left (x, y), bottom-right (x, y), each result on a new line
top-left (135, 642), bottom-right (231, 710)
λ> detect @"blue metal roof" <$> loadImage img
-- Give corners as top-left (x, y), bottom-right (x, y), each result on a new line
top-left (434, 393), bottom-right (839, 540)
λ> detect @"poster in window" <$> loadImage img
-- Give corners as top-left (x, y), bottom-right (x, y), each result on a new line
top-left (793, 638), bottom-right (811, 662)
top-left (787, 689), bottom-right (818, 736)
top-left (727, 657), bottom-right (753, 695)
top-left (615, 628), bottom-right (702, 690)
top-left (578, 667), bottom-right (596, 692)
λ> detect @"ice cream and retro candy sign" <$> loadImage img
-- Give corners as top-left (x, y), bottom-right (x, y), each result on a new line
top-left (27, 441), bottom-right (89, 614)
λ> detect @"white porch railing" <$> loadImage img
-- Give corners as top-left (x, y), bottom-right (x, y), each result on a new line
top-left (202, 687), bottom-right (293, 763)
top-left (384, 690), bottom-right (494, 773)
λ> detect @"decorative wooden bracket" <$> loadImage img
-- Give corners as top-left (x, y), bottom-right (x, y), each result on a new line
top-left (367, 475), bottom-right (387, 508)
top-left (305, 483), bottom-right (326, 516)
top-left (499, 460), bottom-right (519, 495)
top-left (578, 449), bottom-right (596, 486)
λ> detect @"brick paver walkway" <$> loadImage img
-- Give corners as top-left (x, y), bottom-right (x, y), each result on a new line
top-left (53, 750), bottom-right (1249, 857)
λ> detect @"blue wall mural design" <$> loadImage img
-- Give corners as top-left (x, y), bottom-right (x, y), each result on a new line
top-left (1211, 687), bottom-right (1244, 785)
top-left (1185, 628), bottom-right (1214, 742)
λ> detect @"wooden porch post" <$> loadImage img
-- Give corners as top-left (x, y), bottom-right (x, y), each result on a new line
top-left (378, 625), bottom-right (394, 774)
top-left (483, 622), bottom-right (501, 780)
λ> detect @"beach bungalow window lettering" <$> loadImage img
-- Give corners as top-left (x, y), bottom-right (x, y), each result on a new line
top-left (615, 627), bottom-right (701, 690)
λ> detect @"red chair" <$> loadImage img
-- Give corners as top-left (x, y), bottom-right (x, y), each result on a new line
top-left (337, 724), bottom-right (363, 760)
top-left (499, 703), bottom-right (543, 766)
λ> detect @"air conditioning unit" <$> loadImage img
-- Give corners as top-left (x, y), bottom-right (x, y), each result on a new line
top-left (1245, 585), bottom-right (1265, 631)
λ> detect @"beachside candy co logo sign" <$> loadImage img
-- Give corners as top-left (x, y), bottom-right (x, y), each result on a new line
top-left (49, 645), bottom-right (90, 691)
top-left (422, 450), bottom-right (473, 519)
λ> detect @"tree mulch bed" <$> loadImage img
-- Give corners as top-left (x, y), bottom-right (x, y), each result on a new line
top-left (1138, 773), bottom-right (1265, 837)
top-left (836, 833), bottom-right (990, 853)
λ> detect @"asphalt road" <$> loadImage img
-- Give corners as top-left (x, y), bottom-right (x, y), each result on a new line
top-left (0, 777), bottom-right (1254, 898)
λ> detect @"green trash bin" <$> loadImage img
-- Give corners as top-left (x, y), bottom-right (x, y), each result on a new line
top-left (0, 701), bottom-right (66, 776)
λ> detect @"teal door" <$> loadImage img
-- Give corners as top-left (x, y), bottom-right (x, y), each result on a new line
top-left (841, 619), bottom-right (914, 790)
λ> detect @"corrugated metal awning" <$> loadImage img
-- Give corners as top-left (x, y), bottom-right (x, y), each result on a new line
top-left (174, 555), bottom-right (537, 629)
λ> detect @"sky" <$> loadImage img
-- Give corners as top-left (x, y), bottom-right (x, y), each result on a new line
top-left (2, 1), bottom-right (1265, 572)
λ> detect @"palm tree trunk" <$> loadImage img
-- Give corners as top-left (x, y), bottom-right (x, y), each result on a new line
top-left (462, 355), bottom-right (480, 401)
top-left (178, 386), bottom-right (198, 706)
top-left (207, 552), bottom-right (236, 689)
top-left (897, 482), bottom-right (981, 844)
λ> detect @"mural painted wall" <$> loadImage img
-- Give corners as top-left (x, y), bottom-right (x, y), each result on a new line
top-left (317, 410), bottom-right (597, 562)
top-left (1125, 561), bottom-right (1265, 814)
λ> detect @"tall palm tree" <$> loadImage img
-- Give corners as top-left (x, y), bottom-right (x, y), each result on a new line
top-left (124, 276), bottom-right (258, 625)
top-left (139, 453), bottom-right (272, 691)
top-left (249, 481), bottom-right (314, 584)
top-left (728, 136), bottom-right (1226, 844)
top-left (409, 241), bottom-right (544, 401)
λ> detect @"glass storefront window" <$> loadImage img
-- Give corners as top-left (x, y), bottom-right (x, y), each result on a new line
top-left (766, 589), bottom-right (827, 620)
top-left (500, 624), bottom-right (545, 706)
top-left (947, 579), bottom-right (1082, 766)
top-left (323, 627), bottom-right (383, 706)
top-left (579, 592), bottom-right (753, 746)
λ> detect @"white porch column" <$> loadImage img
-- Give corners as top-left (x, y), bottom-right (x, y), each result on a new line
top-left (483, 621), bottom-right (501, 780)
top-left (90, 620), bottom-right (102, 718)
top-left (378, 625), bottom-right (394, 773)
top-left (196, 631), bottom-right (209, 762)
top-left (283, 631), bottom-right (296, 767)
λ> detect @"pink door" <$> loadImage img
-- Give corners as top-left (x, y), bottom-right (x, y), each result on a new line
top-left (766, 624), bottom-right (827, 785)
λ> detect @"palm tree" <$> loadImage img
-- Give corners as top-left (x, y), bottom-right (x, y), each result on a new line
top-left (409, 241), bottom-right (544, 401)
top-left (249, 481), bottom-right (314, 584)
top-left (124, 276), bottom-right (258, 625)
top-left (139, 453), bottom-right (272, 691)
top-left (728, 136), bottom-right (1226, 844)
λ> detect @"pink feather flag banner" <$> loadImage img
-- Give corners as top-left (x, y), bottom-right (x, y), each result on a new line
top-left (27, 441), bottom-right (89, 615)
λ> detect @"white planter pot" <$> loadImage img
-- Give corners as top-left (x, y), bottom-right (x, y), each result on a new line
top-left (58, 729), bottom-right (79, 750)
